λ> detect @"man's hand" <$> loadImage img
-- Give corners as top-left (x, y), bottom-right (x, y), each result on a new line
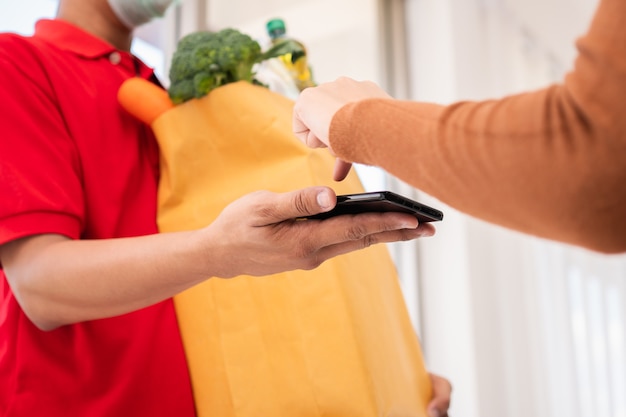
top-left (427, 373), bottom-right (453, 417)
top-left (198, 186), bottom-right (436, 278)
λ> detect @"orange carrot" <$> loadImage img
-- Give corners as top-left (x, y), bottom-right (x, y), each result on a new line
top-left (117, 77), bottom-right (175, 125)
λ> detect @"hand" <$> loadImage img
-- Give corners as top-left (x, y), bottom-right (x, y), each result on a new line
top-left (293, 76), bottom-right (392, 181)
top-left (427, 373), bottom-right (452, 417)
top-left (199, 186), bottom-right (436, 278)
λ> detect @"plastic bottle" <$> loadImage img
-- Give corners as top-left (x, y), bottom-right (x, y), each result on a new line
top-left (265, 18), bottom-right (316, 92)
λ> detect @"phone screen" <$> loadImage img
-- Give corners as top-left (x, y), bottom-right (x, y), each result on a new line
top-left (304, 191), bottom-right (443, 222)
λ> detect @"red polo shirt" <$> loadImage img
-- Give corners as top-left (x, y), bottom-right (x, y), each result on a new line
top-left (0, 20), bottom-right (195, 416)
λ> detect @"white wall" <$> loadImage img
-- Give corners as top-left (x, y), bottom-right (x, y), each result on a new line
top-left (405, 1), bottom-right (626, 417)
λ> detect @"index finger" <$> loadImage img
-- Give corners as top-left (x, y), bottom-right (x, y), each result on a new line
top-left (333, 158), bottom-right (353, 181)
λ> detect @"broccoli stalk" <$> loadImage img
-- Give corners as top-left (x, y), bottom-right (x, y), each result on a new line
top-left (168, 28), bottom-right (304, 104)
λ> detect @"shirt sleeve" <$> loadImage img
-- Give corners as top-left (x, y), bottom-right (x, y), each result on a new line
top-left (329, 0), bottom-right (626, 253)
top-left (0, 36), bottom-right (84, 246)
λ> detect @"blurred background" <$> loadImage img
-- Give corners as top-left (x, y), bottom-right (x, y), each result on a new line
top-left (2, 1), bottom-right (625, 416)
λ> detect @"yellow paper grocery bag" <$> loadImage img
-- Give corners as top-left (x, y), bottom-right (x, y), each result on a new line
top-left (119, 79), bottom-right (432, 417)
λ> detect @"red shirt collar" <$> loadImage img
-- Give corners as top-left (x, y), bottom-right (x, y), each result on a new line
top-left (33, 19), bottom-right (155, 79)
top-left (34, 19), bottom-right (119, 58)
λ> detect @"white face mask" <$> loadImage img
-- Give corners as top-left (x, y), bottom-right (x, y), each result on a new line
top-left (108, 0), bottom-right (177, 29)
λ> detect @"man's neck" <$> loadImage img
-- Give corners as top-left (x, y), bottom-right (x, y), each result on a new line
top-left (56, 0), bottom-right (133, 51)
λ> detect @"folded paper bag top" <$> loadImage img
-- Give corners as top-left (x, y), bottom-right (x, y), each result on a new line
top-left (119, 79), bottom-right (433, 417)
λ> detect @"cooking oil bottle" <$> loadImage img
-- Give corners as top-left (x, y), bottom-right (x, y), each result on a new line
top-left (265, 18), bottom-right (316, 92)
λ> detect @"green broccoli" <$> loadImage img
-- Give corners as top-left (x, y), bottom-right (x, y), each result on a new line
top-left (168, 28), bottom-right (305, 104)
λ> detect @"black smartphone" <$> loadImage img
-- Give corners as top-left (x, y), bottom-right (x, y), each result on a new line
top-left (305, 191), bottom-right (443, 222)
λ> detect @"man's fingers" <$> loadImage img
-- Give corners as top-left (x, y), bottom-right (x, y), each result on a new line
top-left (427, 373), bottom-right (452, 417)
top-left (310, 222), bottom-right (434, 264)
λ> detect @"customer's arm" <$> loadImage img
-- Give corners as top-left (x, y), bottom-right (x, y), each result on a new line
top-left (295, 0), bottom-right (626, 253)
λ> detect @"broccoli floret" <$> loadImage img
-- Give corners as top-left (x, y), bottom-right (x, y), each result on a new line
top-left (168, 27), bottom-right (305, 104)
top-left (168, 28), bottom-right (261, 104)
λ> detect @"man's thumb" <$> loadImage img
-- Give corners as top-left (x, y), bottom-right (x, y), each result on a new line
top-left (289, 187), bottom-right (336, 218)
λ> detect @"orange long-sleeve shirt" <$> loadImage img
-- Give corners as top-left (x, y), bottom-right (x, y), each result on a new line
top-left (329, 0), bottom-right (626, 254)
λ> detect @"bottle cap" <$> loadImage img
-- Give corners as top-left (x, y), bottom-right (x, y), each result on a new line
top-left (266, 18), bottom-right (286, 37)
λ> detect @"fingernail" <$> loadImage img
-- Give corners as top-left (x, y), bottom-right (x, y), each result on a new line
top-left (317, 191), bottom-right (332, 210)
top-left (397, 222), bottom-right (416, 230)
top-left (417, 225), bottom-right (435, 237)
